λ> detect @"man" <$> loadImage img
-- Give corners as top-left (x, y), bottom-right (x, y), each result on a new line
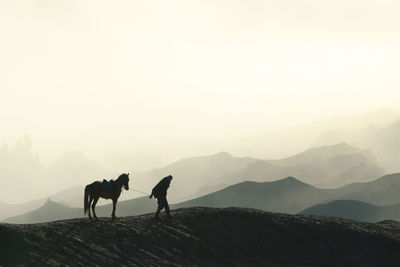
top-left (150, 175), bottom-right (173, 219)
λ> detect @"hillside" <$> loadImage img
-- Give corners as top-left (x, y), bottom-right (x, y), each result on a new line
top-left (175, 173), bottom-right (400, 214)
top-left (0, 199), bottom-right (46, 221)
top-left (300, 200), bottom-right (400, 223)
top-left (174, 174), bottom-right (400, 213)
top-left (1, 207), bottom-right (400, 266)
top-left (174, 177), bottom-right (331, 214)
top-left (339, 173), bottom-right (400, 205)
top-left (175, 173), bottom-right (400, 218)
top-left (3, 201), bottom-right (83, 224)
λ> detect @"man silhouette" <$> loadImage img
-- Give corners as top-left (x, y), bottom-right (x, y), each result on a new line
top-left (150, 175), bottom-right (173, 219)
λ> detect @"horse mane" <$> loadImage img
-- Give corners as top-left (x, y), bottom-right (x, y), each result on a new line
top-left (116, 173), bottom-right (128, 181)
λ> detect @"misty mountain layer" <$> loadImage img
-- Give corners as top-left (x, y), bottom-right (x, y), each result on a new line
top-left (5, 173), bottom-right (400, 224)
top-left (176, 173), bottom-right (400, 213)
top-left (300, 200), bottom-right (400, 223)
top-left (135, 143), bottom-right (383, 202)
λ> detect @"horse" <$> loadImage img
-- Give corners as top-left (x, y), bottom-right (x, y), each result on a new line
top-left (84, 173), bottom-right (130, 220)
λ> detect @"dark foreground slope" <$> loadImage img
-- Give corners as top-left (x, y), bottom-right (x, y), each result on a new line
top-left (1, 208), bottom-right (400, 267)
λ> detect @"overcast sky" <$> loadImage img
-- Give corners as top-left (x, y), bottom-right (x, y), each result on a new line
top-left (1, 0), bottom-right (400, 165)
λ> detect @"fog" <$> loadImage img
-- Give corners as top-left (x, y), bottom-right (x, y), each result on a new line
top-left (1, 0), bottom-right (400, 204)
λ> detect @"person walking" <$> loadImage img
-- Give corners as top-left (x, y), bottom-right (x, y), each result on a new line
top-left (150, 175), bottom-right (173, 219)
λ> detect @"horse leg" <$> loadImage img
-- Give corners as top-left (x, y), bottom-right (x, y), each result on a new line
top-left (88, 196), bottom-right (93, 219)
top-left (111, 198), bottom-right (117, 220)
top-left (92, 196), bottom-right (99, 220)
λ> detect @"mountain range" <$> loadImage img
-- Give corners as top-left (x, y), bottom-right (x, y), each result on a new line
top-left (176, 173), bottom-right (400, 212)
top-left (231, 108), bottom-right (400, 161)
top-left (133, 143), bottom-right (383, 203)
top-left (0, 141), bottom-right (386, 210)
top-left (5, 173), bottom-right (400, 224)
top-left (0, 142), bottom-right (392, 223)
top-left (227, 146), bottom-right (382, 188)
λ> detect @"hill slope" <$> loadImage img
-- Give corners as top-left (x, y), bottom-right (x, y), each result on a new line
top-left (300, 200), bottom-right (400, 223)
top-left (0, 199), bottom-right (46, 221)
top-left (339, 173), bottom-right (400, 205)
top-left (177, 173), bottom-right (400, 213)
top-left (3, 201), bottom-right (82, 224)
top-left (174, 177), bottom-right (330, 214)
top-left (1, 207), bottom-right (400, 266)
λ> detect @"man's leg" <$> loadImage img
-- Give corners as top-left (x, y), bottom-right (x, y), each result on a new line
top-left (155, 197), bottom-right (163, 219)
top-left (164, 198), bottom-right (171, 218)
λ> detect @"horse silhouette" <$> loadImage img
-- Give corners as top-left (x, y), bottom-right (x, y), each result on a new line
top-left (84, 173), bottom-right (130, 220)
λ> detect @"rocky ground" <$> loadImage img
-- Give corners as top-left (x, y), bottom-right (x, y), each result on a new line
top-left (1, 207), bottom-right (400, 266)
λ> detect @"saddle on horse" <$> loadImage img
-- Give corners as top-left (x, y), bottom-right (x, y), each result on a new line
top-left (102, 179), bottom-right (115, 192)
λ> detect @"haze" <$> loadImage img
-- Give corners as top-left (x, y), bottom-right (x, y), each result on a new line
top-left (1, 0), bottom-right (400, 203)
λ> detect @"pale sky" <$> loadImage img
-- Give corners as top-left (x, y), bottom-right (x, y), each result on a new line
top-left (1, 0), bottom-right (400, 165)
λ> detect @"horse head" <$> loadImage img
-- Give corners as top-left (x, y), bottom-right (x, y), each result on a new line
top-left (120, 173), bottom-right (130, 190)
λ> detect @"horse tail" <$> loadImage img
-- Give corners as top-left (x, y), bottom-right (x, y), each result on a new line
top-left (84, 185), bottom-right (90, 216)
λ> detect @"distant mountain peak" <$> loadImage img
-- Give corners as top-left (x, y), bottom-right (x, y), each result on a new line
top-left (268, 142), bottom-right (372, 167)
top-left (41, 199), bottom-right (67, 208)
top-left (215, 151), bottom-right (231, 156)
top-left (307, 142), bottom-right (354, 151)
top-left (212, 151), bottom-right (233, 158)
top-left (282, 176), bottom-right (300, 182)
top-left (174, 151), bottom-right (233, 163)
top-left (278, 176), bottom-right (310, 186)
